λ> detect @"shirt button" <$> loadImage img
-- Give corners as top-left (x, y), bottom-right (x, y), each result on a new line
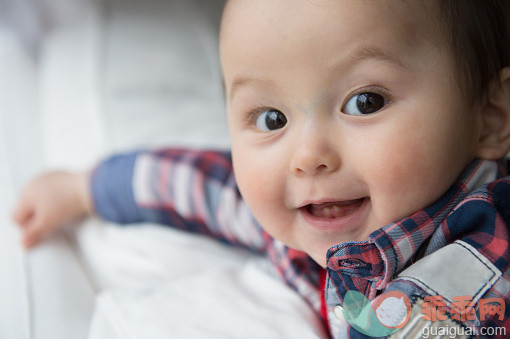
top-left (334, 305), bottom-right (345, 323)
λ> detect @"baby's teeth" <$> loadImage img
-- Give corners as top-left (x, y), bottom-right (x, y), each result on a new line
top-left (311, 204), bottom-right (346, 218)
top-left (323, 206), bottom-right (339, 217)
top-left (309, 202), bottom-right (362, 218)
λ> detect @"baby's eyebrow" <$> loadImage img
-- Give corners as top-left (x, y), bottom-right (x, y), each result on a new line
top-left (228, 77), bottom-right (275, 101)
top-left (342, 46), bottom-right (411, 72)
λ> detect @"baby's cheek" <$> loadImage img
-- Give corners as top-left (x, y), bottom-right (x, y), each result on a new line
top-left (234, 159), bottom-right (263, 203)
top-left (365, 136), bottom-right (433, 220)
top-left (370, 139), bottom-right (422, 188)
top-left (234, 152), bottom-right (279, 213)
top-left (233, 149), bottom-right (295, 241)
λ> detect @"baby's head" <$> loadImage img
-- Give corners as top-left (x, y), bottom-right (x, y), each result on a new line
top-left (219, 0), bottom-right (510, 266)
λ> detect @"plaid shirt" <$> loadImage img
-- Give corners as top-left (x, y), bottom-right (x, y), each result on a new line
top-left (91, 148), bottom-right (510, 338)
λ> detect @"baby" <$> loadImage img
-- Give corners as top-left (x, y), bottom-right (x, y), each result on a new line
top-left (12, 0), bottom-right (510, 337)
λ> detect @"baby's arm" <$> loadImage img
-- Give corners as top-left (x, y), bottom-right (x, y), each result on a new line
top-left (12, 171), bottom-right (93, 248)
top-left (13, 148), bottom-right (266, 252)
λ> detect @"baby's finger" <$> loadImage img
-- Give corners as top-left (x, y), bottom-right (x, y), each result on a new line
top-left (22, 226), bottom-right (44, 249)
top-left (11, 200), bottom-right (34, 227)
top-left (22, 232), bottom-right (42, 249)
top-left (21, 216), bottom-right (49, 249)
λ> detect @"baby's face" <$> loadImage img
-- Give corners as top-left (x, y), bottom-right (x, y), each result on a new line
top-left (221, 0), bottom-right (481, 266)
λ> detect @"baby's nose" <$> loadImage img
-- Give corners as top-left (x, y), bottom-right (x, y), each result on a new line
top-left (290, 129), bottom-right (341, 176)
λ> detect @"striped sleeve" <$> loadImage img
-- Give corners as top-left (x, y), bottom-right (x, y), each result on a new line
top-left (90, 148), bottom-right (266, 251)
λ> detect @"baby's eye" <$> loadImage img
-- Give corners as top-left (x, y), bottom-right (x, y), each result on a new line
top-left (343, 92), bottom-right (386, 115)
top-left (255, 109), bottom-right (287, 131)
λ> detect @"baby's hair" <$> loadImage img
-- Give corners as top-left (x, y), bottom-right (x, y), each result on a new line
top-left (438, 0), bottom-right (509, 103)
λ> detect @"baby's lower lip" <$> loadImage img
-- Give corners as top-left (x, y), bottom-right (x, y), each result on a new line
top-left (299, 198), bottom-right (369, 231)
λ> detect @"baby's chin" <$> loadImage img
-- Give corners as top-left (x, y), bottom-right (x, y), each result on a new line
top-left (301, 244), bottom-right (340, 268)
top-left (301, 228), bottom-right (379, 268)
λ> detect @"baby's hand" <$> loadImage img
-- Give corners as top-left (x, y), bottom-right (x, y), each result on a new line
top-left (11, 171), bottom-right (93, 249)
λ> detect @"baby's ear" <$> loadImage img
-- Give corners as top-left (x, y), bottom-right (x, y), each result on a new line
top-left (475, 67), bottom-right (510, 160)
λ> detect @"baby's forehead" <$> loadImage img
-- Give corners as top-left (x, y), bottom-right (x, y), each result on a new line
top-left (220, 0), bottom-right (448, 89)
top-left (220, 0), bottom-right (444, 59)
top-left (221, 0), bottom-right (441, 37)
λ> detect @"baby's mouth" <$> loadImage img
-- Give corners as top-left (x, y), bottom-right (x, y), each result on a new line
top-left (304, 198), bottom-right (366, 219)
